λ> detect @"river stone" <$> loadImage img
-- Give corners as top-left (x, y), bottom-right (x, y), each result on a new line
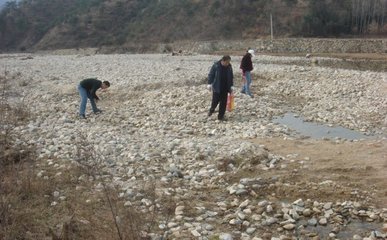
top-left (4, 53), bottom-right (387, 240)
top-left (237, 212), bottom-right (246, 220)
top-left (204, 224), bottom-right (214, 231)
top-left (308, 218), bottom-right (318, 226)
top-left (319, 218), bottom-right (328, 226)
top-left (219, 233), bottom-right (233, 240)
top-left (266, 204), bottom-right (274, 213)
top-left (243, 208), bottom-right (252, 215)
top-left (283, 223), bottom-right (295, 230)
top-left (246, 227), bottom-right (256, 234)
top-left (293, 199), bottom-right (304, 207)
top-left (324, 202), bottom-right (333, 209)
top-left (175, 206), bottom-right (185, 215)
top-left (191, 230), bottom-right (201, 237)
top-left (229, 219), bottom-right (242, 225)
top-left (303, 208), bottom-right (312, 217)
top-left (239, 199), bottom-right (251, 209)
top-left (289, 209), bottom-right (300, 220)
top-left (370, 231), bottom-right (385, 238)
top-left (167, 222), bottom-right (178, 228)
top-left (368, 213), bottom-right (378, 220)
top-left (266, 217), bottom-right (278, 225)
top-left (324, 209), bottom-right (334, 217)
top-left (235, 189), bottom-right (248, 196)
top-left (258, 200), bottom-right (269, 207)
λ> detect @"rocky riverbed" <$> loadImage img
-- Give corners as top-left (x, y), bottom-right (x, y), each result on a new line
top-left (1, 53), bottom-right (386, 239)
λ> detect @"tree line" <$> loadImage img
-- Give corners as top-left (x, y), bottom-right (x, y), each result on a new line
top-left (302, 0), bottom-right (386, 36)
top-left (352, 0), bottom-right (386, 34)
top-left (0, 0), bottom-right (386, 51)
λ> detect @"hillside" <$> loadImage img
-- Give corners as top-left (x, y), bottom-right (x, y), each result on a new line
top-left (0, 0), bottom-right (11, 9)
top-left (0, 0), bottom-right (386, 51)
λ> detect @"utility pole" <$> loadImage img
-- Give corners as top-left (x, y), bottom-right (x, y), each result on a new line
top-left (270, 13), bottom-right (273, 40)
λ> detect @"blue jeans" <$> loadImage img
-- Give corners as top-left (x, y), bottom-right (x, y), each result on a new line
top-left (78, 85), bottom-right (98, 116)
top-left (241, 71), bottom-right (252, 96)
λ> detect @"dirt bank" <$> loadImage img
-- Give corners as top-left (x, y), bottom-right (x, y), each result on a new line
top-left (253, 138), bottom-right (387, 208)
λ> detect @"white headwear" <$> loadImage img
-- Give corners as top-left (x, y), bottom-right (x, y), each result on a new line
top-left (248, 49), bottom-right (255, 57)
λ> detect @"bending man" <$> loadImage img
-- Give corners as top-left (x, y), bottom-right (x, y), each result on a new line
top-left (78, 78), bottom-right (110, 119)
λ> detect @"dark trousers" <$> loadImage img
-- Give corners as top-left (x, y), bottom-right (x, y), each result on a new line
top-left (210, 91), bottom-right (228, 119)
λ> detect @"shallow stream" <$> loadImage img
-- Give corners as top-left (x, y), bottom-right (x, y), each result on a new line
top-left (273, 112), bottom-right (372, 140)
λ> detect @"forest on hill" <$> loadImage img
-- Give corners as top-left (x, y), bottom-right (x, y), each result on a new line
top-left (0, 0), bottom-right (386, 51)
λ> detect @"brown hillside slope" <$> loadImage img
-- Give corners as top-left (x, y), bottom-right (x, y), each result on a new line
top-left (0, 0), bottom-right (386, 51)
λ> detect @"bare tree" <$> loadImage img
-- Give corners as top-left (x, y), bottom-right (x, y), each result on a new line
top-left (352, 0), bottom-right (387, 34)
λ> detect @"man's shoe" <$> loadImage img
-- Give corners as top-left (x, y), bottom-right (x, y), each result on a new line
top-left (94, 109), bottom-right (103, 114)
top-left (79, 114), bottom-right (86, 119)
top-left (218, 116), bottom-right (226, 121)
top-left (208, 110), bottom-right (214, 117)
top-left (241, 90), bottom-right (246, 94)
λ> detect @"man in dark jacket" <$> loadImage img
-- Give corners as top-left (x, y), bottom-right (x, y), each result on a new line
top-left (207, 55), bottom-right (234, 121)
top-left (240, 49), bottom-right (254, 97)
top-left (78, 78), bottom-right (110, 119)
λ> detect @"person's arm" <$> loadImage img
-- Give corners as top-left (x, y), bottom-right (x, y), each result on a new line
top-left (240, 56), bottom-right (247, 72)
top-left (208, 63), bottom-right (216, 85)
top-left (249, 58), bottom-right (253, 71)
top-left (229, 66), bottom-right (234, 93)
top-left (90, 82), bottom-right (101, 100)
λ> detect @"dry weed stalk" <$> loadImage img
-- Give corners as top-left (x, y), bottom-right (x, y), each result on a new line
top-left (73, 132), bottom-right (177, 240)
top-left (0, 70), bottom-right (39, 240)
top-left (74, 132), bottom-right (125, 240)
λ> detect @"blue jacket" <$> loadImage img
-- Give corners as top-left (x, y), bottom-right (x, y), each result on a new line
top-left (208, 60), bottom-right (234, 93)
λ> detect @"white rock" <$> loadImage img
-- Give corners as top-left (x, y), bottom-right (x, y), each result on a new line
top-left (293, 199), bottom-right (304, 206)
top-left (266, 217), bottom-right (278, 225)
top-left (324, 202), bottom-right (333, 209)
top-left (266, 205), bottom-right (273, 213)
top-left (238, 212), bottom-right (246, 220)
top-left (239, 199), bottom-right (251, 209)
top-left (167, 222), bottom-right (178, 228)
top-left (219, 233), bottom-right (233, 240)
top-left (243, 208), bottom-right (252, 215)
top-left (383, 223), bottom-right (387, 231)
top-left (204, 224), bottom-right (214, 231)
top-left (352, 235), bottom-right (362, 240)
top-left (246, 227), bottom-right (256, 234)
top-left (283, 223), bottom-right (295, 230)
top-left (319, 218), bottom-right (328, 225)
top-left (175, 206), bottom-right (185, 215)
top-left (229, 219), bottom-right (241, 225)
top-left (53, 191), bottom-right (60, 198)
top-left (258, 200), bottom-right (269, 207)
top-left (191, 230), bottom-right (201, 237)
